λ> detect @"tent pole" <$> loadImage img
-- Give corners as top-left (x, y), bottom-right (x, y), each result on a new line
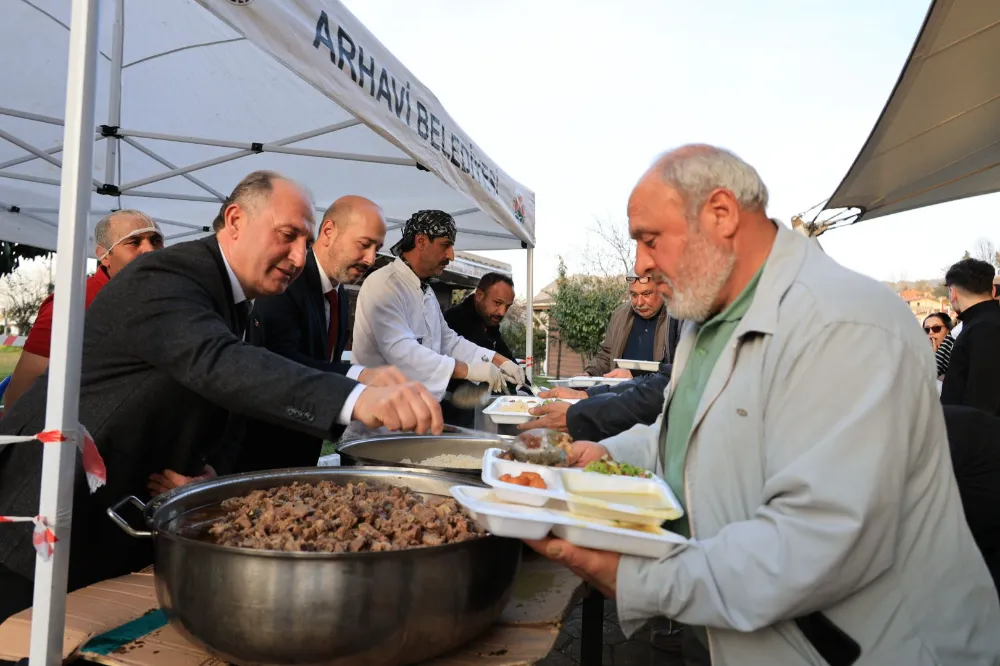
top-left (29, 0), bottom-right (100, 664)
top-left (103, 0), bottom-right (125, 186)
top-left (525, 246), bottom-right (534, 382)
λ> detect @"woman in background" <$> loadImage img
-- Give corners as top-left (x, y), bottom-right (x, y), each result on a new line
top-left (924, 312), bottom-right (955, 379)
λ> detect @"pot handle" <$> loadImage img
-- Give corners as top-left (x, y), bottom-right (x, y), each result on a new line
top-left (106, 495), bottom-right (153, 538)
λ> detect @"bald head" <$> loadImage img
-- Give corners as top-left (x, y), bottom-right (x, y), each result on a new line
top-left (315, 195), bottom-right (387, 284)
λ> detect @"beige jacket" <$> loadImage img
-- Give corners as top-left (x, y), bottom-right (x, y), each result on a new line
top-left (603, 224), bottom-right (1000, 665)
top-left (584, 302), bottom-right (671, 376)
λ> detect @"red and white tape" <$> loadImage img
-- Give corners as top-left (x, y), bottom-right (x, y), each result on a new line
top-left (0, 515), bottom-right (57, 560)
top-left (0, 335), bottom-right (26, 348)
top-left (0, 426), bottom-right (106, 492)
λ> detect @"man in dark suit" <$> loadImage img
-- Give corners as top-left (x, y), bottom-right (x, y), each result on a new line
top-left (232, 195), bottom-right (400, 472)
top-left (0, 171), bottom-right (441, 622)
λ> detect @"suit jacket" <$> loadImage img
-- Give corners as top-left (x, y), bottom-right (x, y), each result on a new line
top-left (233, 252), bottom-right (350, 472)
top-left (584, 304), bottom-right (674, 377)
top-left (941, 299), bottom-right (1000, 415)
top-left (0, 236), bottom-right (359, 590)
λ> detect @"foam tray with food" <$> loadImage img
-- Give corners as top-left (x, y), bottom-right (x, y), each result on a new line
top-left (481, 449), bottom-right (683, 525)
top-left (450, 485), bottom-right (688, 558)
top-left (549, 376), bottom-right (631, 388)
top-left (482, 396), bottom-right (580, 425)
top-left (614, 358), bottom-right (661, 372)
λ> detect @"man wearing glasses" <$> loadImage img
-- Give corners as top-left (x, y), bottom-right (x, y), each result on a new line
top-left (584, 272), bottom-right (675, 378)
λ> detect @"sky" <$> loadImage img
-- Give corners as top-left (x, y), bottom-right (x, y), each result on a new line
top-left (341, 0), bottom-right (1000, 296)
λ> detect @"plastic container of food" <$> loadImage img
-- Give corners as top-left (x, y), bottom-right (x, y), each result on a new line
top-left (483, 397), bottom-right (579, 425)
top-left (550, 376), bottom-right (630, 388)
top-left (481, 448), bottom-right (565, 507)
top-left (450, 486), bottom-right (688, 558)
top-left (561, 467), bottom-right (681, 524)
top-left (449, 486), bottom-right (556, 540)
top-left (614, 359), bottom-right (661, 372)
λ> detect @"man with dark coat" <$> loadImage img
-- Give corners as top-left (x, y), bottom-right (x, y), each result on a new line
top-left (0, 171), bottom-right (441, 623)
top-left (941, 258), bottom-right (1000, 415)
top-left (231, 195), bottom-right (404, 473)
top-left (443, 272), bottom-right (517, 362)
top-left (941, 404), bottom-right (1000, 595)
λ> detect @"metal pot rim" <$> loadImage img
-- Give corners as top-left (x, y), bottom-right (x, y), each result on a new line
top-left (114, 466), bottom-right (504, 560)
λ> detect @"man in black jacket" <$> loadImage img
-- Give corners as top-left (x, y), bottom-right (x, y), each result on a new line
top-left (942, 258), bottom-right (1000, 415)
top-left (0, 171), bottom-right (441, 622)
top-left (443, 272), bottom-right (516, 361)
top-left (230, 195), bottom-right (404, 473)
top-left (941, 405), bottom-right (1000, 595)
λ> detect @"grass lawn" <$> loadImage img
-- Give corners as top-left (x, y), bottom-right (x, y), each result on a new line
top-left (0, 347), bottom-right (21, 378)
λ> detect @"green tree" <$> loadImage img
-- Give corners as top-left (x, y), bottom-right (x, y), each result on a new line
top-left (548, 258), bottom-right (625, 364)
top-left (500, 300), bottom-right (546, 366)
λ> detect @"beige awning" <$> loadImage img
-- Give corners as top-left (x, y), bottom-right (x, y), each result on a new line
top-left (822, 0), bottom-right (1000, 228)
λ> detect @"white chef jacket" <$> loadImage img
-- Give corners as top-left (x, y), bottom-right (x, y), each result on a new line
top-left (353, 258), bottom-right (497, 400)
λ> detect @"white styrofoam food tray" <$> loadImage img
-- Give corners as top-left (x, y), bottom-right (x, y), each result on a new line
top-left (614, 359), bottom-right (661, 372)
top-left (480, 449), bottom-right (683, 524)
top-left (549, 376), bottom-right (630, 388)
top-left (450, 485), bottom-right (688, 558)
top-left (482, 397), bottom-right (580, 425)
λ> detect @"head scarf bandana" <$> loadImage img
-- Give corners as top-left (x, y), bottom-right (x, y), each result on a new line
top-left (390, 210), bottom-right (457, 257)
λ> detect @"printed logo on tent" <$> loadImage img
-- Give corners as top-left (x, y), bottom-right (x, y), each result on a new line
top-left (511, 193), bottom-right (526, 225)
top-left (225, 0), bottom-right (255, 5)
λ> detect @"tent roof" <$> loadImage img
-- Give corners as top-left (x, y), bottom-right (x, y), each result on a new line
top-left (0, 0), bottom-right (535, 255)
top-left (824, 0), bottom-right (1000, 224)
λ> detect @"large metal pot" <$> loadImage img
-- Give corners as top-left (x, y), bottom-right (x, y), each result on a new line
top-left (338, 428), bottom-right (510, 476)
top-left (107, 467), bottom-right (522, 666)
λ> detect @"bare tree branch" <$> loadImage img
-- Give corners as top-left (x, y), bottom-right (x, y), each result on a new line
top-left (973, 237), bottom-right (1000, 271)
top-left (0, 269), bottom-right (48, 333)
top-left (581, 217), bottom-right (636, 277)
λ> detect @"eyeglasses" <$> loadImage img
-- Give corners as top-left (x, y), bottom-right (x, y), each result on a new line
top-left (924, 325), bottom-right (944, 334)
top-left (626, 276), bottom-right (652, 284)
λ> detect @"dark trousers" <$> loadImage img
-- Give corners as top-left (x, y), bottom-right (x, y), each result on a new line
top-left (682, 628), bottom-right (712, 665)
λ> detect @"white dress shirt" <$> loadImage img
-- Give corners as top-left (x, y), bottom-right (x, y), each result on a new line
top-left (314, 251), bottom-right (364, 381)
top-left (219, 246), bottom-right (363, 425)
top-left (352, 258), bottom-right (496, 400)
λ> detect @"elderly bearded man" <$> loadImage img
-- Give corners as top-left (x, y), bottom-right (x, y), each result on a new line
top-left (529, 145), bottom-right (1000, 665)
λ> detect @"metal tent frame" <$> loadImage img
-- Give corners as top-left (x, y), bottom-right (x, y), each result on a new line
top-left (4, 2), bottom-right (537, 663)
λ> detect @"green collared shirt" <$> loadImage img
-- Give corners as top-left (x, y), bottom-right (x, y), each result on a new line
top-left (661, 266), bottom-right (764, 538)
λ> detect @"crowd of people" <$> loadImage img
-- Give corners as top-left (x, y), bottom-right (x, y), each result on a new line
top-left (0, 144), bottom-right (998, 665)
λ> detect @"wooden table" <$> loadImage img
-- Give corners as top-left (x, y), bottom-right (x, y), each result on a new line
top-left (0, 552), bottom-right (590, 666)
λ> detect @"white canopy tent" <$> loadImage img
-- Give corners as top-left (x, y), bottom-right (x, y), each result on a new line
top-left (0, 1), bottom-right (536, 663)
top-left (815, 0), bottom-right (1000, 232)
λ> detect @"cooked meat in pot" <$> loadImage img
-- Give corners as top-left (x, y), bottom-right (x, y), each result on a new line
top-left (207, 481), bottom-right (486, 552)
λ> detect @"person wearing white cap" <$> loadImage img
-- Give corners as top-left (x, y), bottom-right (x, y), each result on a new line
top-left (4, 210), bottom-right (163, 409)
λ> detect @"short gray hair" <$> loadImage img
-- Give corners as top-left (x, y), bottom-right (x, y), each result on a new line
top-left (213, 170), bottom-right (306, 232)
top-left (94, 209), bottom-right (156, 249)
top-left (653, 144), bottom-right (769, 221)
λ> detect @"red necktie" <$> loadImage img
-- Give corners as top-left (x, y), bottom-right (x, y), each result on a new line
top-left (326, 289), bottom-right (339, 361)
